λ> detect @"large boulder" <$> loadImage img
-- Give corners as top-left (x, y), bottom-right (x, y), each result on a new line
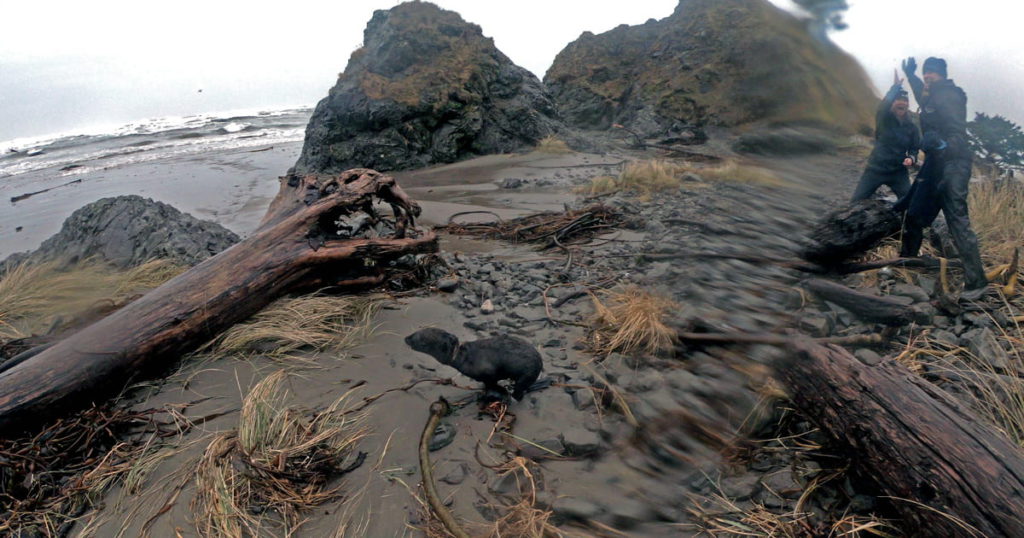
top-left (544, 0), bottom-right (876, 138)
top-left (292, 1), bottom-right (563, 174)
top-left (2, 195), bottom-right (239, 270)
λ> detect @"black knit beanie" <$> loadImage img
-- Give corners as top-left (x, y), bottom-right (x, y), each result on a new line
top-left (923, 57), bottom-right (948, 78)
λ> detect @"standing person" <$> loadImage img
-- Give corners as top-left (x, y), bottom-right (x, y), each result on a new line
top-left (851, 71), bottom-right (920, 202)
top-left (900, 56), bottom-right (988, 299)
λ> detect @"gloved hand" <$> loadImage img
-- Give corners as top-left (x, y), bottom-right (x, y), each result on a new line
top-left (902, 57), bottom-right (917, 76)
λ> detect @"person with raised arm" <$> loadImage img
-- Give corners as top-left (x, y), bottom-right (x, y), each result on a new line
top-left (851, 69), bottom-right (919, 202)
top-left (899, 56), bottom-right (988, 300)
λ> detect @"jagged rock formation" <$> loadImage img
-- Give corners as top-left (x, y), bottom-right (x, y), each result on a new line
top-left (293, 1), bottom-right (562, 174)
top-left (545, 0), bottom-right (876, 138)
top-left (2, 196), bottom-right (239, 270)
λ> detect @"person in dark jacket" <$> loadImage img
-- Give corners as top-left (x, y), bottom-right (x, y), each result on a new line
top-left (893, 131), bottom-right (946, 256)
top-left (851, 73), bottom-right (920, 201)
top-left (901, 56), bottom-right (988, 299)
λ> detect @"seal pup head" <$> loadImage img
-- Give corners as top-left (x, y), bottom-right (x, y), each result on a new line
top-left (405, 328), bottom-right (459, 365)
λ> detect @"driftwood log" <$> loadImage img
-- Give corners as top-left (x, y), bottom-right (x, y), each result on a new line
top-left (801, 200), bottom-right (901, 266)
top-left (0, 169), bottom-right (437, 431)
top-left (777, 341), bottom-right (1024, 538)
top-left (804, 278), bottom-right (922, 326)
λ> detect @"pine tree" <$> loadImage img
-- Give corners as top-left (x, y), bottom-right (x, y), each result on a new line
top-left (968, 112), bottom-right (1024, 170)
top-left (794, 0), bottom-right (850, 32)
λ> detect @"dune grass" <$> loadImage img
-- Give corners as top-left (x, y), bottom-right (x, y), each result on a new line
top-left (194, 370), bottom-right (367, 537)
top-left (199, 293), bottom-right (380, 362)
top-left (588, 285), bottom-right (678, 356)
top-left (579, 159), bottom-right (684, 198)
top-left (970, 179), bottom-right (1024, 268)
top-left (0, 259), bottom-right (183, 340)
top-left (534, 135), bottom-right (572, 154)
top-left (896, 319), bottom-right (1024, 449)
top-left (579, 158), bottom-right (785, 198)
top-left (689, 160), bottom-right (786, 187)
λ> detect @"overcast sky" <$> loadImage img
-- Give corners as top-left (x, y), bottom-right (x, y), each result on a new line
top-left (1, 0), bottom-right (1021, 141)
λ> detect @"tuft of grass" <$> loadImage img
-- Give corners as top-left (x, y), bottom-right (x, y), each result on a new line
top-left (194, 370), bottom-right (367, 537)
top-left (900, 321), bottom-right (1024, 449)
top-left (618, 159), bottom-right (682, 192)
top-left (578, 158), bottom-right (784, 198)
top-left (970, 179), bottom-right (1024, 268)
top-left (534, 135), bottom-right (572, 154)
top-left (689, 160), bottom-right (787, 187)
top-left (580, 175), bottom-right (619, 196)
top-left (200, 294), bottom-right (379, 361)
top-left (0, 259), bottom-right (183, 340)
top-left (578, 159), bottom-right (685, 198)
top-left (589, 285), bottom-right (678, 355)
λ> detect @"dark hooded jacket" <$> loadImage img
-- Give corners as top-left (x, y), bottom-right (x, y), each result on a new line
top-left (908, 76), bottom-right (971, 161)
top-left (893, 131), bottom-right (947, 222)
top-left (867, 84), bottom-right (921, 173)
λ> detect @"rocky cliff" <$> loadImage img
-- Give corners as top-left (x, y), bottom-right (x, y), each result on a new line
top-left (292, 1), bottom-right (562, 174)
top-left (545, 0), bottom-right (876, 138)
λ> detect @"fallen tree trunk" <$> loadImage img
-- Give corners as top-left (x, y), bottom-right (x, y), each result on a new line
top-left (801, 200), bottom-right (901, 266)
top-left (0, 169), bottom-right (437, 431)
top-left (804, 278), bottom-right (922, 326)
top-left (776, 341), bottom-right (1024, 538)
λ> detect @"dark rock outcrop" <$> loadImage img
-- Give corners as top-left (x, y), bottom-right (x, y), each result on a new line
top-left (544, 0), bottom-right (876, 138)
top-left (293, 1), bottom-right (562, 174)
top-left (2, 195), bottom-right (239, 270)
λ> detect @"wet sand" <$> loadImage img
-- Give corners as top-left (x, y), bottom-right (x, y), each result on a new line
top-left (8, 133), bottom-right (874, 535)
top-left (0, 144), bottom-right (622, 260)
top-left (0, 144), bottom-right (297, 260)
top-left (57, 147), bottom-right (649, 536)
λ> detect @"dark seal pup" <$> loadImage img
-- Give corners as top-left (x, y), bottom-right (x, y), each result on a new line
top-left (405, 328), bottom-right (542, 400)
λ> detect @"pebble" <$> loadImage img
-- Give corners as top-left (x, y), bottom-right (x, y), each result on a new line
top-left (553, 497), bottom-right (604, 521)
top-left (428, 422), bottom-right (456, 451)
top-left (854, 348), bottom-right (882, 366)
top-left (606, 498), bottom-right (652, 529)
top-left (436, 277), bottom-right (459, 292)
top-left (519, 438), bottom-right (565, 460)
top-left (560, 428), bottom-right (603, 458)
top-left (480, 299), bottom-right (495, 314)
top-left (440, 463), bottom-right (468, 485)
top-left (961, 328), bottom-right (1011, 370)
top-left (890, 283), bottom-right (930, 303)
top-left (719, 474), bottom-right (762, 501)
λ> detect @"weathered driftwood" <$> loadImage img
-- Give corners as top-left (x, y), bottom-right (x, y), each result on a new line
top-left (776, 341), bottom-right (1024, 538)
top-left (804, 278), bottom-right (920, 326)
top-left (801, 200), bottom-right (901, 266)
top-left (677, 331), bottom-right (883, 347)
top-left (829, 256), bottom-right (960, 275)
top-left (0, 169), bottom-right (437, 431)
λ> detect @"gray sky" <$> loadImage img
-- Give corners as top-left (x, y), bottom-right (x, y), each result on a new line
top-left (1, 0), bottom-right (1021, 141)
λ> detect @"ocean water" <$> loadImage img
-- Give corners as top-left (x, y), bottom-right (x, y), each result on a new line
top-left (0, 106), bottom-right (312, 180)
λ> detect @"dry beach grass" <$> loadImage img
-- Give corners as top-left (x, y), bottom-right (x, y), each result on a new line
top-left (579, 158), bottom-right (785, 198)
top-left (199, 293), bottom-right (380, 363)
top-left (193, 370), bottom-right (367, 537)
top-left (0, 259), bottom-right (183, 340)
top-left (589, 285), bottom-right (679, 356)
